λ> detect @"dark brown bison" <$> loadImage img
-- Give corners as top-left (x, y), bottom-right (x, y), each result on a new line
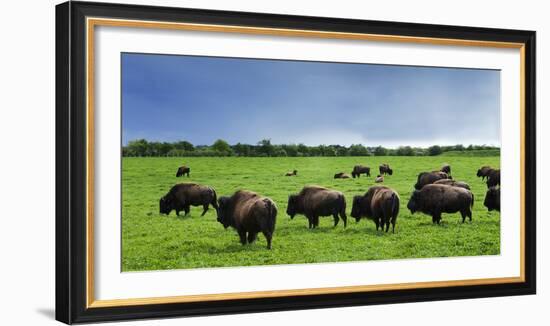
top-left (477, 166), bottom-right (493, 180)
top-left (379, 164), bottom-right (393, 176)
top-left (407, 184), bottom-right (474, 224)
top-left (351, 186), bottom-right (400, 232)
top-left (351, 165), bottom-right (371, 178)
top-left (414, 171), bottom-right (451, 190)
top-left (334, 172), bottom-right (351, 179)
top-left (159, 183), bottom-right (217, 216)
top-left (486, 169), bottom-right (500, 188)
top-left (216, 190), bottom-right (277, 249)
top-left (433, 179), bottom-right (471, 190)
top-left (375, 175), bottom-right (384, 183)
top-left (484, 187), bottom-right (500, 212)
top-left (287, 186), bottom-right (347, 229)
top-left (176, 165), bottom-right (190, 177)
top-left (285, 170), bottom-right (297, 176)
top-left (440, 164), bottom-right (451, 175)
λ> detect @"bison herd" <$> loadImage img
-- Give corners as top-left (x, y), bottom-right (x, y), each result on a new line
top-left (158, 163), bottom-right (501, 249)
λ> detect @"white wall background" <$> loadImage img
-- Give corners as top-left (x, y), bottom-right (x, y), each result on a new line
top-left (0, 0), bottom-right (546, 325)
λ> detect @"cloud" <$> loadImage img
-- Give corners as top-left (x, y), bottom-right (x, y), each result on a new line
top-left (122, 53), bottom-right (501, 147)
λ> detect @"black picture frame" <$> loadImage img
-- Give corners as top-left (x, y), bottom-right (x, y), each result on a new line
top-left (56, 1), bottom-right (536, 324)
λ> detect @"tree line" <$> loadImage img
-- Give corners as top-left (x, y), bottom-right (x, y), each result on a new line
top-left (122, 139), bottom-right (499, 157)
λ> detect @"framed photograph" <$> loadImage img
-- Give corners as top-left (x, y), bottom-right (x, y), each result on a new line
top-left (56, 1), bottom-right (536, 324)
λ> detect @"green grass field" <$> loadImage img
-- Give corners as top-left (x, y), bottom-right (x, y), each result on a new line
top-left (122, 156), bottom-right (500, 271)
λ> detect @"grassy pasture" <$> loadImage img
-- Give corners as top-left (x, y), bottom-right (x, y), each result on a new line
top-left (122, 156), bottom-right (500, 271)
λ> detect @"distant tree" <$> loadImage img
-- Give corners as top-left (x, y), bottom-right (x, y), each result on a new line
top-left (454, 144), bottom-right (465, 151)
top-left (212, 139), bottom-right (232, 156)
top-left (297, 143), bottom-right (309, 156)
top-left (232, 142), bottom-right (250, 156)
top-left (374, 146), bottom-right (388, 156)
top-left (282, 144), bottom-right (298, 157)
top-left (273, 147), bottom-right (287, 157)
top-left (396, 146), bottom-right (414, 156)
top-left (349, 144), bottom-right (369, 156)
top-left (336, 146), bottom-right (349, 157)
top-left (428, 145), bottom-right (442, 156)
top-left (174, 140), bottom-right (194, 151)
top-left (126, 139), bottom-right (149, 156)
top-left (258, 139), bottom-right (274, 156)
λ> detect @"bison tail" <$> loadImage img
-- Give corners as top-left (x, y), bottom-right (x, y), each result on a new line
top-left (264, 199), bottom-right (277, 233)
top-left (211, 188), bottom-right (219, 209)
top-left (471, 192), bottom-right (475, 208)
top-left (339, 194), bottom-right (347, 218)
top-left (391, 193), bottom-right (400, 218)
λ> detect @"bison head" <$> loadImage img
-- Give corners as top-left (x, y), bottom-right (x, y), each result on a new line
top-left (159, 196), bottom-right (172, 215)
top-left (484, 187), bottom-right (499, 211)
top-left (387, 168), bottom-right (393, 175)
top-left (286, 195), bottom-right (298, 219)
top-left (216, 196), bottom-right (232, 228)
top-left (350, 195), bottom-right (364, 222)
top-left (477, 169), bottom-right (483, 177)
top-left (407, 191), bottom-right (420, 214)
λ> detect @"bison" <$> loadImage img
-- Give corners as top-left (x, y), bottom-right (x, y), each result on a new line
top-left (285, 170), bottom-right (297, 176)
top-left (351, 186), bottom-right (400, 232)
top-left (414, 171), bottom-right (451, 190)
top-left (334, 172), bottom-right (351, 179)
top-left (287, 186), bottom-right (347, 229)
top-left (351, 165), bottom-right (371, 178)
top-left (484, 187), bottom-right (500, 212)
top-left (440, 164), bottom-right (451, 175)
top-left (486, 169), bottom-right (500, 188)
top-left (379, 164), bottom-right (393, 176)
top-left (176, 165), bottom-right (190, 177)
top-left (477, 166), bottom-right (493, 180)
top-left (433, 179), bottom-right (471, 190)
top-left (375, 175), bottom-right (384, 183)
top-left (407, 184), bottom-right (474, 224)
top-left (159, 183), bottom-right (218, 216)
top-left (216, 190), bottom-right (277, 249)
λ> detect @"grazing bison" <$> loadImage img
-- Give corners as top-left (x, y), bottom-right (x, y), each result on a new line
top-left (484, 187), bottom-right (500, 212)
top-left (285, 170), bottom-right (298, 176)
top-left (159, 183), bottom-right (217, 216)
top-left (379, 164), bottom-right (393, 176)
top-left (375, 175), bottom-right (384, 183)
top-left (433, 179), bottom-right (471, 190)
top-left (414, 171), bottom-right (451, 190)
top-left (351, 165), bottom-right (371, 178)
top-left (407, 184), bottom-right (474, 224)
top-left (486, 169), bottom-right (500, 188)
top-left (440, 164), bottom-right (451, 175)
top-left (477, 166), bottom-right (493, 180)
top-left (287, 186), bottom-right (347, 229)
top-left (217, 190), bottom-right (277, 249)
top-left (176, 165), bottom-right (190, 177)
top-left (351, 186), bottom-right (400, 232)
top-left (334, 172), bottom-right (351, 179)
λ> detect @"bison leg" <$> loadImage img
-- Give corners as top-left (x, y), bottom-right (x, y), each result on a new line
top-left (201, 204), bottom-right (209, 216)
top-left (332, 213), bottom-right (339, 227)
top-left (247, 232), bottom-right (257, 244)
top-left (432, 212), bottom-right (442, 225)
top-left (183, 206), bottom-right (190, 216)
top-left (175, 210), bottom-right (180, 216)
top-left (186, 172), bottom-right (190, 177)
top-left (313, 216), bottom-right (320, 228)
top-left (238, 230), bottom-right (247, 245)
top-left (340, 212), bottom-right (347, 228)
top-left (262, 231), bottom-right (272, 249)
top-left (375, 219), bottom-right (380, 231)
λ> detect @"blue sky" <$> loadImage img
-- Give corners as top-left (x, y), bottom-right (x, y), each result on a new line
top-left (122, 53), bottom-right (500, 148)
